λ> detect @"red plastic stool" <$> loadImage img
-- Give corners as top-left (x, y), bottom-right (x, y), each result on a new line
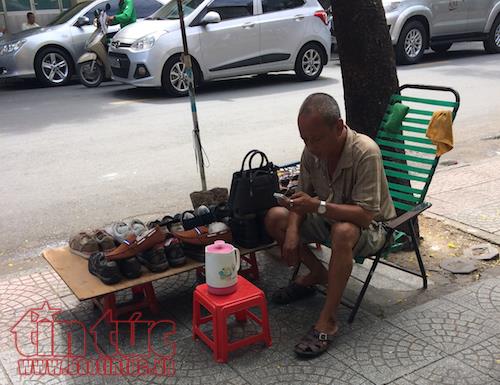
top-left (192, 275), bottom-right (272, 363)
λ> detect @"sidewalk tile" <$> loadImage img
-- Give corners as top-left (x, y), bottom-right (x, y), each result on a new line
top-left (0, 348), bottom-right (128, 385)
top-left (154, 284), bottom-right (196, 330)
top-left (224, 311), bottom-right (295, 372)
top-left (445, 200), bottom-right (500, 233)
top-left (270, 294), bottom-right (382, 338)
top-left (0, 291), bottom-right (75, 354)
top-left (151, 336), bottom-right (242, 385)
top-left (0, 360), bottom-right (13, 385)
top-left (42, 269), bottom-right (73, 298)
top-left (454, 334), bottom-right (500, 381)
top-left (214, 378), bottom-right (251, 385)
top-left (443, 278), bottom-right (500, 318)
top-left (153, 270), bottom-right (198, 298)
top-left (389, 356), bottom-right (498, 385)
top-left (327, 321), bottom-right (443, 385)
top-left (386, 298), bottom-right (497, 354)
top-left (428, 170), bottom-right (491, 194)
top-left (428, 190), bottom-right (495, 212)
top-left (0, 274), bottom-right (63, 318)
top-left (242, 354), bottom-right (373, 385)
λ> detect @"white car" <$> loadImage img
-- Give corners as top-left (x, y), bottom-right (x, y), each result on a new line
top-left (0, 0), bottom-right (166, 86)
top-left (109, 0), bottom-right (331, 96)
top-left (383, 0), bottom-right (500, 64)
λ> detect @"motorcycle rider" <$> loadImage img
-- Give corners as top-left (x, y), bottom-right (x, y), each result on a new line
top-left (107, 0), bottom-right (136, 28)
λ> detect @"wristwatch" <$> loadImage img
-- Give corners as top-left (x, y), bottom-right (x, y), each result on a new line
top-left (317, 200), bottom-right (327, 215)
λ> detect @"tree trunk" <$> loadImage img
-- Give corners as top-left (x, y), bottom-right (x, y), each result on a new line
top-left (334, 0), bottom-right (420, 242)
top-left (334, 0), bottom-right (398, 138)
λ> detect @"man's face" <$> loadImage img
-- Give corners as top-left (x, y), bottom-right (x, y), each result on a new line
top-left (298, 113), bottom-right (342, 159)
top-left (28, 14), bottom-right (35, 24)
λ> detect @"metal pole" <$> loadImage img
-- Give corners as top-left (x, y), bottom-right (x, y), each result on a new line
top-left (176, 0), bottom-right (207, 191)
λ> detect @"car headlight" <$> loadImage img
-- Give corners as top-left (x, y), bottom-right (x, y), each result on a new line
top-left (130, 31), bottom-right (166, 52)
top-left (0, 40), bottom-right (26, 56)
top-left (383, 0), bottom-right (401, 12)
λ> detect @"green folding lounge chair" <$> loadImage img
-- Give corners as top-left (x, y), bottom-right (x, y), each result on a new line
top-left (290, 84), bottom-right (460, 323)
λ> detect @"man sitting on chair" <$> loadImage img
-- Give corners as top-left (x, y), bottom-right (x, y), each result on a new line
top-left (265, 93), bottom-right (395, 358)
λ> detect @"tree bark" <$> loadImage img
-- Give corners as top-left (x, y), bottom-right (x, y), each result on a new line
top-left (334, 0), bottom-right (399, 138)
top-left (334, 1), bottom-right (420, 242)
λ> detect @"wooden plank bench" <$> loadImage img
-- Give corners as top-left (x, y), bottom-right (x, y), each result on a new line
top-left (42, 243), bottom-right (276, 320)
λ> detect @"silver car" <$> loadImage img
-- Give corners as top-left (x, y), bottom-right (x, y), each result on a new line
top-left (0, 0), bottom-right (165, 86)
top-left (383, 0), bottom-right (500, 64)
top-left (109, 0), bottom-right (331, 96)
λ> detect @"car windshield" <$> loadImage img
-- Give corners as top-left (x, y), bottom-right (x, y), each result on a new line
top-left (49, 1), bottom-right (93, 25)
top-left (149, 0), bottom-right (204, 20)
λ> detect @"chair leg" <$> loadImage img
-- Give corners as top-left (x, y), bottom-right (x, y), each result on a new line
top-left (348, 253), bottom-right (381, 323)
top-left (409, 219), bottom-right (428, 289)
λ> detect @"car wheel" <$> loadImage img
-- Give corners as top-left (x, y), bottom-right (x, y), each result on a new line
top-left (484, 15), bottom-right (500, 53)
top-left (79, 60), bottom-right (104, 88)
top-left (430, 43), bottom-right (452, 53)
top-left (162, 55), bottom-right (201, 97)
top-left (35, 47), bottom-right (73, 87)
top-left (396, 20), bottom-right (427, 65)
top-left (294, 43), bottom-right (324, 81)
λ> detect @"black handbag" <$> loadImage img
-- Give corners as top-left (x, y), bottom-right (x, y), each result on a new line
top-left (228, 150), bottom-right (279, 216)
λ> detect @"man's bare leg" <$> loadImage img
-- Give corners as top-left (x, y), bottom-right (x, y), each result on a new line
top-left (314, 222), bottom-right (359, 335)
top-left (265, 207), bottom-right (328, 286)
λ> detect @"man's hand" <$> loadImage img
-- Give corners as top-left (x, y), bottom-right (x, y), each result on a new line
top-left (106, 15), bottom-right (115, 24)
top-left (289, 191), bottom-right (320, 216)
top-left (282, 229), bottom-right (300, 266)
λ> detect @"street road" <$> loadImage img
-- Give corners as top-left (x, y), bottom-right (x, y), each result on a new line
top-left (1, 43), bottom-right (499, 261)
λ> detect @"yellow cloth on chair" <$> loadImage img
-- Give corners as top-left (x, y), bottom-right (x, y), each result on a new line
top-left (426, 110), bottom-right (454, 157)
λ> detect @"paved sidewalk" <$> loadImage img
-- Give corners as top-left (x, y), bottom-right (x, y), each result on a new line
top-left (1, 157), bottom-right (499, 385)
top-left (427, 156), bottom-right (500, 245)
top-left (0, 252), bottom-right (498, 385)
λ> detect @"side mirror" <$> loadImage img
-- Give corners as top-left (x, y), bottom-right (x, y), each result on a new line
top-left (105, 3), bottom-right (111, 11)
top-left (76, 16), bottom-right (90, 27)
top-left (199, 11), bottom-right (221, 26)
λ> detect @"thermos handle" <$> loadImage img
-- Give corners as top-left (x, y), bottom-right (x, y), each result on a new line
top-left (234, 248), bottom-right (241, 273)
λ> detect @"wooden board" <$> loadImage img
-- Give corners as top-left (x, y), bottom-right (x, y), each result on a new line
top-left (42, 247), bottom-right (204, 301)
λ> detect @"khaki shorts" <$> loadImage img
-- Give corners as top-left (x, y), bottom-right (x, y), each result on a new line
top-left (299, 213), bottom-right (388, 259)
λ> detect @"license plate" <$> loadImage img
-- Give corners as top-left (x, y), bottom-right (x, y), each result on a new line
top-left (110, 57), bottom-right (121, 68)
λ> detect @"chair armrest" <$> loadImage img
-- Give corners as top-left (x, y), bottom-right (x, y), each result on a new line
top-left (384, 202), bottom-right (432, 230)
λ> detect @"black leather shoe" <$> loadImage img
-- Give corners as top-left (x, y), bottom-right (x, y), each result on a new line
top-left (137, 244), bottom-right (170, 272)
top-left (117, 257), bottom-right (142, 279)
top-left (164, 237), bottom-right (187, 267)
top-left (88, 252), bottom-right (122, 285)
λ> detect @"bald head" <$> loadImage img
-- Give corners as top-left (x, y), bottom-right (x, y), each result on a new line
top-left (298, 93), bottom-right (341, 128)
top-left (298, 93), bottom-right (345, 159)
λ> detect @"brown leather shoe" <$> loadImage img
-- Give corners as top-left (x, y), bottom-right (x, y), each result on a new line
top-left (105, 227), bottom-right (166, 261)
top-left (173, 226), bottom-right (232, 246)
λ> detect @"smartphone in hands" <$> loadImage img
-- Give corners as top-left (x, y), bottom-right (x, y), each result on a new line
top-left (273, 193), bottom-right (291, 207)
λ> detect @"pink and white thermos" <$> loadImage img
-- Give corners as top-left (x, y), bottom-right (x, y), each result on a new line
top-left (204, 240), bottom-right (241, 295)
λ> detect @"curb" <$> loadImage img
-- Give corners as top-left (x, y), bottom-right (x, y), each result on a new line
top-left (424, 212), bottom-right (500, 246)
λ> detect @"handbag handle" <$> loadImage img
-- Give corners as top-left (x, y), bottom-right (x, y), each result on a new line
top-left (240, 149), bottom-right (260, 172)
top-left (248, 150), bottom-right (270, 171)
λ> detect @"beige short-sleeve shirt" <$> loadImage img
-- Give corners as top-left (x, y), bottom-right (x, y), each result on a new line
top-left (298, 127), bottom-right (396, 223)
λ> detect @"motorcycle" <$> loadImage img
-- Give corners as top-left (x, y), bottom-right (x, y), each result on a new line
top-left (77, 4), bottom-right (112, 88)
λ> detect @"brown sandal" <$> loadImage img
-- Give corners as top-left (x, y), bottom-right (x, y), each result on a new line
top-left (294, 327), bottom-right (337, 358)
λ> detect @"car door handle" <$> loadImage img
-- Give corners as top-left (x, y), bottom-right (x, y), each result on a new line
top-left (294, 14), bottom-right (305, 21)
top-left (242, 22), bottom-right (255, 29)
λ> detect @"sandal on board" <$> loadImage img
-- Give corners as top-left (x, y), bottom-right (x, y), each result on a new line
top-left (294, 327), bottom-right (337, 358)
top-left (271, 282), bottom-right (316, 305)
